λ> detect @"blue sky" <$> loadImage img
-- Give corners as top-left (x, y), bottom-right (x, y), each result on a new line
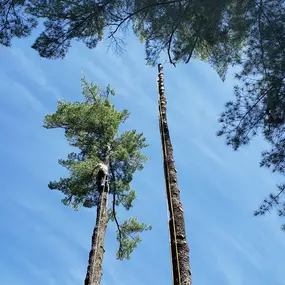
top-left (1, 30), bottom-right (285, 285)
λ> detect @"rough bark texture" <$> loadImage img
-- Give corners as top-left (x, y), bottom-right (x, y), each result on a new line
top-left (158, 64), bottom-right (192, 285)
top-left (85, 159), bottom-right (109, 285)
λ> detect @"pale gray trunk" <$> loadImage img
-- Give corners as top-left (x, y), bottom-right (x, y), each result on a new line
top-left (158, 64), bottom-right (192, 285)
top-left (84, 188), bottom-right (108, 285)
top-left (85, 155), bottom-right (110, 285)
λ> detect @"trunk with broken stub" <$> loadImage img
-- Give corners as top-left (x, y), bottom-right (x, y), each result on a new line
top-left (85, 157), bottom-right (109, 285)
top-left (157, 64), bottom-right (192, 285)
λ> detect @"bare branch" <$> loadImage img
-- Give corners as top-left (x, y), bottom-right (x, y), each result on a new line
top-left (185, 36), bottom-right (198, 63)
top-left (110, 161), bottom-right (123, 259)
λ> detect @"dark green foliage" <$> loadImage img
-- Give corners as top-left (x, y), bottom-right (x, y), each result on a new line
top-left (0, 1), bottom-right (266, 78)
top-left (253, 184), bottom-right (285, 225)
top-left (107, 209), bottom-right (151, 259)
top-left (45, 77), bottom-right (150, 258)
top-left (132, 0), bottom-right (254, 78)
top-left (217, 0), bottom-right (285, 228)
top-left (27, 0), bottom-right (128, 58)
top-left (22, 0), bottom-right (250, 77)
top-left (116, 217), bottom-right (151, 260)
top-left (0, 0), bottom-right (37, 46)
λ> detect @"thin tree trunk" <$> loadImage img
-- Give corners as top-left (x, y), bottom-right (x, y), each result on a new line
top-left (157, 64), bottom-right (192, 285)
top-left (85, 155), bottom-right (110, 285)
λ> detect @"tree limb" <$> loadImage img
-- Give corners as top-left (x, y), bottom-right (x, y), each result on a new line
top-left (110, 161), bottom-right (123, 259)
top-left (108, 0), bottom-right (182, 39)
top-left (185, 36), bottom-right (198, 63)
top-left (255, 0), bottom-right (285, 55)
top-left (256, 187), bottom-right (285, 215)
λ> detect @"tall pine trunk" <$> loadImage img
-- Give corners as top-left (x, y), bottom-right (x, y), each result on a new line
top-left (85, 155), bottom-right (110, 285)
top-left (157, 64), bottom-right (192, 285)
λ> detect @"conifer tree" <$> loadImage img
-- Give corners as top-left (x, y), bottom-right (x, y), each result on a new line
top-left (0, 0), bottom-right (37, 46)
top-left (217, 0), bottom-right (285, 228)
top-left (45, 77), bottom-right (151, 285)
top-left (26, 0), bottom-right (248, 78)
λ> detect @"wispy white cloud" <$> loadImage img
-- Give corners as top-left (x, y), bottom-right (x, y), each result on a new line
top-left (23, 261), bottom-right (57, 285)
top-left (16, 81), bottom-right (48, 113)
top-left (218, 256), bottom-right (243, 285)
top-left (7, 47), bottom-right (47, 86)
top-left (0, 70), bottom-right (47, 113)
top-left (191, 138), bottom-right (225, 167)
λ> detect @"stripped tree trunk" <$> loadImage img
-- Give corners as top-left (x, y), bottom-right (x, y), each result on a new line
top-left (157, 64), bottom-right (192, 285)
top-left (85, 155), bottom-right (110, 285)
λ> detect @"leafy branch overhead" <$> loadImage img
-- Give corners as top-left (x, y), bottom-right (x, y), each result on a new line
top-left (13, 0), bottom-right (250, 77)
top-left (45, 77), bottom-right (151, 259)
top-left (0, 0), bottom-right (37, 47)
top-left (217, 0), bottom-right (285, 228)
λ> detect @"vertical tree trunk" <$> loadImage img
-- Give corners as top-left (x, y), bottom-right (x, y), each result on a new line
top-left (85, 157), bottom-right (110, 285)
top-left (157, 64), bottom-right (192, 285)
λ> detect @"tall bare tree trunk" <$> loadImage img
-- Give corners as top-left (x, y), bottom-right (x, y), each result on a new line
top-left (157, 64), bottom-right (192, 285)
top-left (85, 157), bottom-right (109, 285)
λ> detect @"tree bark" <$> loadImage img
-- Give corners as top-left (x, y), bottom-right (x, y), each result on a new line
top-left (85, 157), bottom-right (110, 285)
top-left (157, 64), bottom-right (192, 285)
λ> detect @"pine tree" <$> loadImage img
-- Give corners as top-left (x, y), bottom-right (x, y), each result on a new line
top-left (45, 77), bottom-right (151, 284)
top-left (26, 0), bottom-right (248, 78)
top-left (0, 0), bottom-right (37, 46)
top-left (157, 64), bottom-right (191, 285)
top-left (217, 0), bottom-right (285, 228)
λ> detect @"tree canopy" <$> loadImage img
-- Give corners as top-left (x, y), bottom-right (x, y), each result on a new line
top-left (0, 0), bottom-right (37, 46)
top-left (45, 77), bottom-right (151, 259)
top-left (3, 0), bottom-right (285, 227)
top-left (26, 0), bottom-right (252, 78)
top-left (217, 0), bottom-right (285, 228)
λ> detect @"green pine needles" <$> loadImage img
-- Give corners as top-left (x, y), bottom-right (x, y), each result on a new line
top-left (44, 77), bottom-right (151, 260)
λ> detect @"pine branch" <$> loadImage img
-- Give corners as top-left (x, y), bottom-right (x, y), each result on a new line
top-left (255, 0), bottom-right (285, 55)
top-left (254, 185), bottom-right (285, 215)
top-left (108, 0), bottom-right (182, 39)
